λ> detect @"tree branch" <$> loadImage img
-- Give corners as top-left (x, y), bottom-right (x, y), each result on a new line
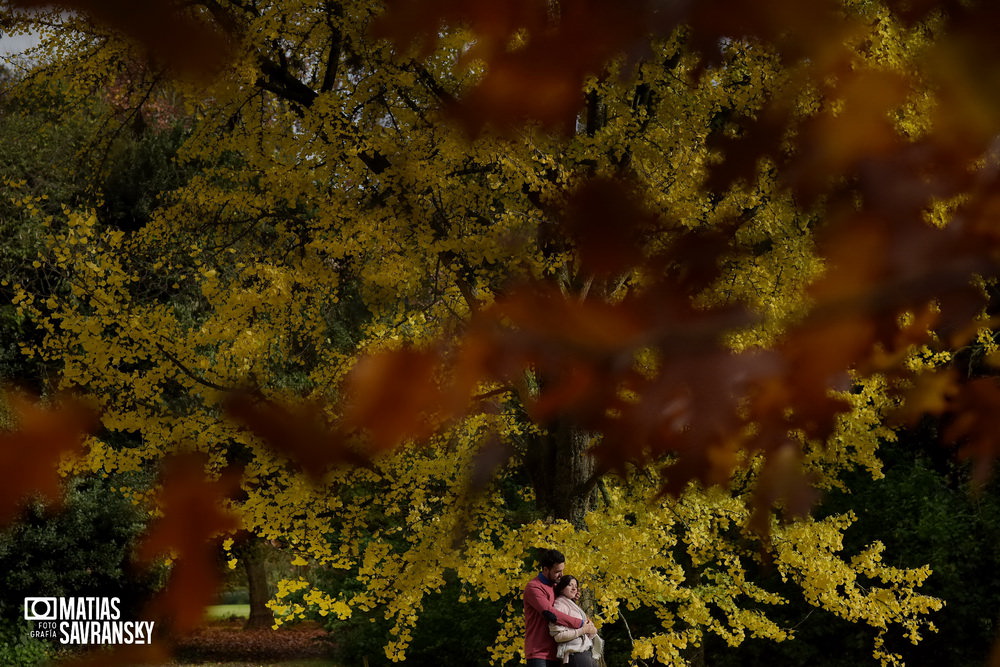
top-left (575, 467), bottom-right (605, 500)
top-left (408, 61), bottom-right (457, 107)
top-left (155, 342), bottom-right (233, 392)
top-left (255, 54), bottom-right (390, 174)
top-left (320, 0), bottom-right (343, 93)
top-left (471, 386), bottom-right (512, 402)
top-left (597, 478), bottom-right (612, 507)
top-left (257, 55), bottom-right (319, 109)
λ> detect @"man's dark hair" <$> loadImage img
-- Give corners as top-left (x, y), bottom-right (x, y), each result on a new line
top-left (539, 548), bottom-right (565, 569)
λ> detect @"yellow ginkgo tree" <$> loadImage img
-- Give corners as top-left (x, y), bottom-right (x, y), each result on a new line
top-left (10, 0), bottom-right (993, 664)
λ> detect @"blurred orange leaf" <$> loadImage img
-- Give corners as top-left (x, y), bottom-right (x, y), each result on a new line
top-left (893, 370), bottom-right (958, 426)
top-left (374, 0), bottom-right (653, 133)
top-left (942, 378), bottom-right (1000, 486)
top-left (9, 0), bottom-right (234, 79)
top-left (136, 454), bottom-right (240, 635)
top-left (790, 69), bottom-right (910, 196)
top-left (0, 394), bottom-right (95, 525)
top-left (225, 392), bottom-right (371, 475)
top-left (341, 347), bottom-right (455, 451)
top-left (749, 445), bottom-right (819, 536)
top-left (560, 177), bottom-right (652, 277)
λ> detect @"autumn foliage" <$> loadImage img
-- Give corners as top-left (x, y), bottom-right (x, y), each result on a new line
top-left (5, 0), bottom-right (1000, 664)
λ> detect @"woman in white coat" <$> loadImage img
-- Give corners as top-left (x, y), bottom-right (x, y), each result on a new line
top-left (548, 575), bottom-right (600, 666)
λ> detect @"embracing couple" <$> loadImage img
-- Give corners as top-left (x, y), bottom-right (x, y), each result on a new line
top-left (522, 548), bottom-right (604, 666)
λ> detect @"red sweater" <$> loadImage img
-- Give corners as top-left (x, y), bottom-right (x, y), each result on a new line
top-left (523, 574), bottom-right (583, 660)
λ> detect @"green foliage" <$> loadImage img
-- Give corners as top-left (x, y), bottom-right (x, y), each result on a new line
top-left (0, 76), bottom-right (94, 393)
top-left (0, 476), bottom-right (161, 622)
top-left (320, 571), bottom-right (504, 665)
top-left (826, 434), bottom-right (1000, 665)
top-left (702, 433), bottom-right (1000, 665)
top-left (0, 305), bottom-right (42, 395)
top-left (0, 69), bottom-right (192, 394)
top-left (0, 620), bottom-right (50, 667)
top-left (99, 122), bottom-right (190, 233)
top-left (216, 589), bottom-right (250, 605)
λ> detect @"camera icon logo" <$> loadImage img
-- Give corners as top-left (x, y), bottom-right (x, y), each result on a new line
top-left (24, 597), bottom-right (58, 621)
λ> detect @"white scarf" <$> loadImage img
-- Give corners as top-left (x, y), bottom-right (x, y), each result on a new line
top-left (551, 596), bottom-right (594, 662)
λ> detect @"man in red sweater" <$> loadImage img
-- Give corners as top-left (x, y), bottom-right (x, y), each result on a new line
top-left (523, 549), bottom-right (596, 666)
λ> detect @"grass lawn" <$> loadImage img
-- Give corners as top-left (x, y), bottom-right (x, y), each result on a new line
top-left (205, 604), bottom-right (251, 620)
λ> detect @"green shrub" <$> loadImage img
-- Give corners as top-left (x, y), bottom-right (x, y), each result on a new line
top-left (319, 571), bottom-right (504, 665)
top-left (0, 621), bottom-right (50, 667)
top-left (217, 588), bottom-right (251, 605)
top-left (0, 475), bottom-right (162, 623)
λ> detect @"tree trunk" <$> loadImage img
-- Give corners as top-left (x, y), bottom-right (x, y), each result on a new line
top-left (526, 418), bottom-right (596, 528)
top-left (242, 536), bottom-right (275, 630)
top-left (684, 641), bottom-right (707, 667)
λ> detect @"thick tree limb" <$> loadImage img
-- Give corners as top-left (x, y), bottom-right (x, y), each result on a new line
top-left (320, 0), bottom-right (343, 93)
top-left (155, 342), bottom-right (233, 392)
